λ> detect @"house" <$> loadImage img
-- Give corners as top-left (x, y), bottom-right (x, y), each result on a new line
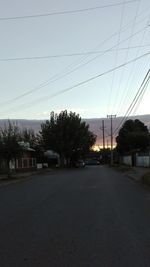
top-left (10, 142), bottom-right (37, 172)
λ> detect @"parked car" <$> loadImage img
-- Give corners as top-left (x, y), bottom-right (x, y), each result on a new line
top-left (74, 160), bottom-right (85, 168)
top-left (85, 159), bottom-right (100, 165)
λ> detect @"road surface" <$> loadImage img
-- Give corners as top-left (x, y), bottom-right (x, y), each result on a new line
top-left (0, 165), bottom-right (150, 266)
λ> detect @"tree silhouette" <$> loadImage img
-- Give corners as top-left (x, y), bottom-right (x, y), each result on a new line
top-left (116, 119), bottom-right (150, 154)
top-left (40, 110), bottom-right (96, 166)
top-left (0, 121), bottom-right (22, 174)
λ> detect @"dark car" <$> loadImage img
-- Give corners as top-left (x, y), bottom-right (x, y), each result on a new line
top-left (85, 159), bottom-right (100, 165)
top-left (74, 160), bottom-right (85, 168)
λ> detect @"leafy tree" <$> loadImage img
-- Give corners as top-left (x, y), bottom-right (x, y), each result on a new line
top-left (40, 110), bottom-right (96, 166)
top-left (20, 128), bottom-right (36, 147)
top-left (0, 121), bottom-right (22, 174)
top-left (116, 119), bottom-right (150, 154)
top-left (20, 128), bottom-right (44, 163)
top-left (19, 128), bottom-right (42, 150)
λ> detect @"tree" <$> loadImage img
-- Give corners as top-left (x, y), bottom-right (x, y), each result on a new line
top-left (0, 121), bottom-right (22, 174)
top-left (20, 128), bottom-right (44, 163)
top-left (20, 128), bottom-right (36, 147)
top-left (116, 119), bottom-right (150, 154)
top-left (40, 110), bottom-right (96, 166)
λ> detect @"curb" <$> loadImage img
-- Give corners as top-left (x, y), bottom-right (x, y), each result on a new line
top-left (0, 169), bottom-right (52, 188)
top-left (0, 172), bottom-right (36, 187)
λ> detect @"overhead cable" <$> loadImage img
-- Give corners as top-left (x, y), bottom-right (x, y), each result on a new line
top-left (111, 0), bottom-right (141, 115)
top-left (0, 0), bottom-right (139, 21)
top-left (113, 69), bottom-right (150, 134)
top-left (0, 44), bottom-right (149, 62)
top-left (1, 24), bottom-right (147, 107)
top-left (0, 10), bottom-right (148, 108)
top-left (0, 52), bottom-right (149, 116)
top-left (107, 0), bottom-right (126, 115)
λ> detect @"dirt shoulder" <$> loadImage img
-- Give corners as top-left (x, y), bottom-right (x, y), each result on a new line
top-left (0, 169), bottom-right (52, 187)
top-left (112, 164), bottom-right (150, 186)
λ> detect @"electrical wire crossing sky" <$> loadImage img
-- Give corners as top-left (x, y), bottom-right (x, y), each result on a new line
top-left (0, 0), bottom-right (150, 120)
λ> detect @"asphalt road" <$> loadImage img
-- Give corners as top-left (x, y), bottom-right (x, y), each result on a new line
top-left (0, 165), bottom-right (150, 267)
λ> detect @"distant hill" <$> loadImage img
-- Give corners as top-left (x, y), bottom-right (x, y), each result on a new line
top-left (0, 119), bottom-right (44, 133)
top-left (85, 114), bottom-right (150, 147)
top-left (0, 114), bottom-right (150, 147)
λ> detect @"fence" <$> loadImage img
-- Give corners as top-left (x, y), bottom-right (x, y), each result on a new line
top-left (121, 153), bottom-right (150, 168)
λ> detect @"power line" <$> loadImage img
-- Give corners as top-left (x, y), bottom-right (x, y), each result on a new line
top-left (132, 75), bottom-right (150, 115)
top-left (0, 8), bottom-right (148, 110)
top-left (0, 44), bottom-right (149, 62)
top-left (0, 0), bottom-right (139, 21)
top-left (0, 23), bottom-right (147, 108)
top-left (0, 51), bottom-right (149, 116)
top-left (115, 14), bottom-right (150, 117)
top-left (114, 70), bottom-right (150, 133)
top-left (107, 0), bottom-right (126, 115)
top-left (18, 52), bottom-right (150, 104)
top-left (126, 72), bottom-right (150, 115)
top-left (113, 69), bottom-right (150, 134)
top-left (111, 0), bottom-right (141, 115)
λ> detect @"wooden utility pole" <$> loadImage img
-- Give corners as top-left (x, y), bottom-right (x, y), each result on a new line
top-left (107, 115), bottom-right (116, 165)
top-left (107, 139), bottom-right (109, 148)
top-left (102, 120), bottom-right (105, 149)
top-left (100, 120), bottom-right (106, 149)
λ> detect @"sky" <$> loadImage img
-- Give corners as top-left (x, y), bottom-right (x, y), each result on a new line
top-left (0, 0), bottom-right (150, 120)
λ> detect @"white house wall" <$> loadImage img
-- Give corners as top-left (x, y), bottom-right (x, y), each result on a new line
top-left (122, 156), bottom-right (132, 166)
top-left (136, 156), bottom-right (150, 168)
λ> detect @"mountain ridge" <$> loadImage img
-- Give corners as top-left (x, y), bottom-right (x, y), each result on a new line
top-left (0, 114), bottom-right (150, 146)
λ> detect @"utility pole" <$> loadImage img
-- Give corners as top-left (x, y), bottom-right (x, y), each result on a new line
top-left (107, 139), bottom-right (109, 148)
top-left (100, 120), bottom-right (106, 149)
top-left (102, 120), bottom-right (105, 149)
top-left (107, 115), bottom-right (116, 165)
